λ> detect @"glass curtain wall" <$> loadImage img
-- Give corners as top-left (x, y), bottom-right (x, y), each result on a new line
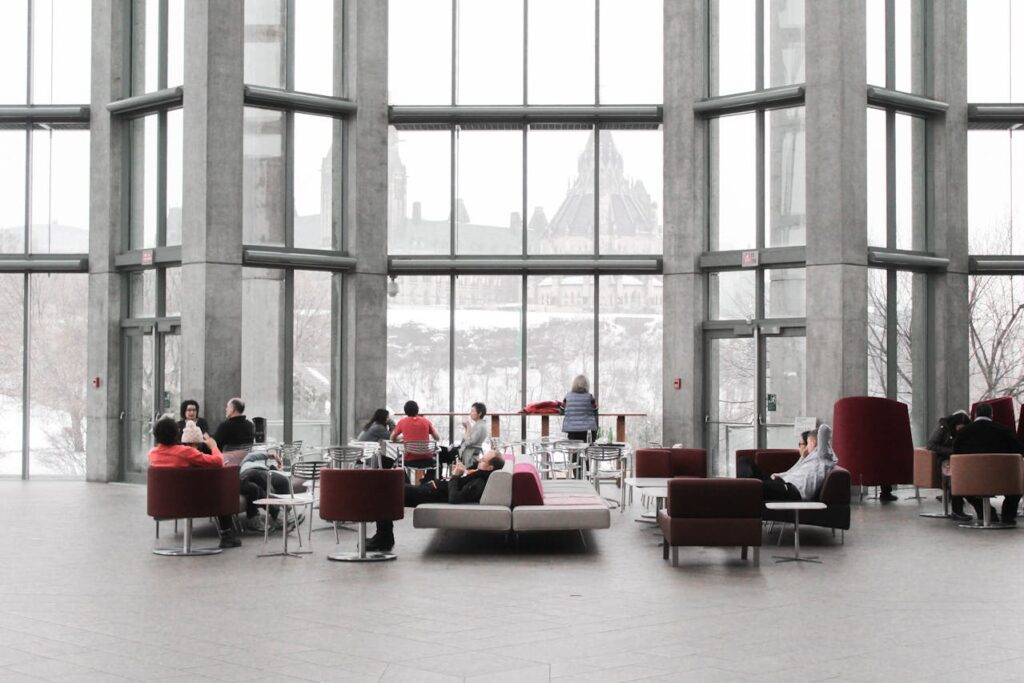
top-left (240, 0), bottom-right (342, 448)
top-left (386, 0), bottom-right (664, 444)
top-left (0, 1), bottom-right (91, 478)
top-left (704, 1), bottom-right (807, 475)
top-left (864, 0), bottom-right (929, 442)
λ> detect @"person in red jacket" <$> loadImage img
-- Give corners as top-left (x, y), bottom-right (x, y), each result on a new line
top-left (147, 416), bottom-right (242, 548)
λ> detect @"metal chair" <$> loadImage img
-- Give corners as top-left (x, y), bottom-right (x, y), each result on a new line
top-left (291, 453), bottom-right (328, 542)
top-left (260, 444), bottom-right (313, 549)
top-left (584, 444), bottom-right (629, 509)
top-left (552, 439), bottom-right (587, 479)
top-left (401, 439), bottom-right (439, 482)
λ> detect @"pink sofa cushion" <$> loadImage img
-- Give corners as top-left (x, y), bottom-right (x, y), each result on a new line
top-left (512, 463), bottom-right (544, 506)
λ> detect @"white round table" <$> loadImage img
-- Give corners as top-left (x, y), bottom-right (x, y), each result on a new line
top-left (765, 501), bottom-right (827, 563)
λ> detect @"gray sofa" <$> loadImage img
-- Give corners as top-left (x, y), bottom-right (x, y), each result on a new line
top-left (413, 460), bottom-right (611, 533)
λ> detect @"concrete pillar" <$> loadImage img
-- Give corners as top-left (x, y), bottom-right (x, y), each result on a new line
top-left (805, 0), bottom-right (869, 423)
top-left (662, 0), bottom-right (706, 448)
top-left (927, 0), bottom-right (970, 421)
top-left (85, 0), bottom-right (128, 482)
top-left (337, 0), bottom-right (388, 442)
top-left (180, 0), bottom-right (245, 435)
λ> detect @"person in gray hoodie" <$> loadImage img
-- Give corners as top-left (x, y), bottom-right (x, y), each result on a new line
top-left (739, 424), bottom-right (837, 501)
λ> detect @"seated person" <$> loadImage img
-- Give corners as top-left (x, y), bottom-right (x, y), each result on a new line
top-left (952, 402), bottom-right (1024, 525)
top-left (392, 400), bottom-right (441, 479)
top-left (147, 415), bottom-right (241, 549)
top-left (213, 397), bottom-right (255, 450)
top-left (926, 410), bottom-right (971, 521)
top-left (367, 450), bottom-right (506, 551)
top-left (457, 402), bottom-right (490, 469)
top-left (238, 448), bottom-right (302, 533)
top-left (738, 424), bottom-right (837, 502)
top-left (797, 429), bottom-right (817, 459)
top-left (358, 408), bottom-right (393, 443)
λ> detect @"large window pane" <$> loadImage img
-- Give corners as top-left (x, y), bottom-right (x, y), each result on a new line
top-left (0, 131), bottom-right (26, 253)
top-left (456, 129), bottom-right (521, 255)
top-left (710, 0), bottom-right (755, 96)
top-left (129, 115), bottom-right (158, 250)
top-left (866, 107), bottom-right (886, 248)
top-left (388, 0), bottom-right (452, 105)
top-left (129, 270), bottom-right (157, 318)
top-left (455, 276), bottom-right (521, 439)
top-left (294, 114), bottom-right (335, 249)
top-left (527, 128), bottom-right (593, 255)
top-left (166, 109), bottom-right (183, 246)
top-left (766, 107), bottom-right (806, 247)
top-left (764, 336), bottom-right (806, 449)
top-left (28, 273), bottom-right (87, 477)
top-left (32, 0), bottom-right (91, 104)
top-left (294, 0), bottom-right (334, 95)
top-left (244, 0), bottom-right (286, 89)
top-left (894, 0), bottom-right (925, 94)
top-left (457, 0), bottom-right (523, 105)
top-left (866, 0), bottom-right (885, 87)
top-left (242, 268), bottom-right (286, 443)
top-left (709, 271), bottom-right (756, 321)
top-left (387, 275), bottom-right (451, 442)
top-left (528, 0), bottom-right (595, 105)
top-left (0, 275), bottom-right (24, 476)
top-left (599, 275), bottom-right (662, 446)
top-left (526, 275), bottom-right (594, 430)
top-left (130, 0), bottom-right (159, 95)
top-left (293, 271), bottom-right (332, 448)
top-left (765, 0), bottom-right (804, 89)
top-left (969, 275), bottom-right (1024, 404)
top-left (969, 130), bottom-right (1024, 254)
top-left (243, 107), bottom-right (286, 246)
top-left (710, 113), bottom-right (756, 251)
top-left (30, 129), bottom-right (89, 253)
top-left (0, 1), bottom-right (27, 103)
top-left (867, 269), bottom-right (887, 397)
top-left (388, 129), bottom-right (452, 255)
top-left (707, 337), bottom-right (755, 476)
top-left (599, 0), bottom-right (662, 104)
top-left (764, 268), bottom-right (805, 318)
top-left (895, 113), bottom-right (926, 251)
top-left (600, 129), bottom-right (662, 255)
top-left (167, 0), bottom-right (184, 88)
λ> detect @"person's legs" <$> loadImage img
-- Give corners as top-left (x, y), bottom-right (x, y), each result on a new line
top-left (217, 516), bottom-right (241, 548)
top-left (370, 483), bottom-right (449, 550)
top-left (737, 456), bottom-right (766, 481)
top-left (950, 495), bottom-right (968, 517)
top-left (965, 496), bottom-right (997, 522)
top-left (1000, 495), bottom-right (1020, 523)
top-left (879, 484), bottom-right (898, 502)
top-left (763, 478), bottom-right (802, 501)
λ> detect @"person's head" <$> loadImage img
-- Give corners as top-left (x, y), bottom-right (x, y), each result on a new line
top-left (976, 403), bottom-right (994, 420)
top-left (479, 450), bottom-right (505, 471)
top-left (404, 400), bottom-right (419, 417)
top-left (948, 410), bottom-right (971, 433)
top-left (798, 430), bottom-right (814, 457)
top-left (180, 399), bottom-right (200, 421)
top-left (571, 375), bottom-right (590, 393)
top-left (152, 415), bottom-right (181, 446)
top-left (226, 397), bottom-right (245, 418)
top-left (365, 408), bottom-right (390, 430)
top-left (470, 402), bottom-right (487, 420)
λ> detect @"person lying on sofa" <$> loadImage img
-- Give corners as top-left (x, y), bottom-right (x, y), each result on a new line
top-left (366, 450), bottom-right (507, 551)
top-left (738, 424), bottom-right (837, 502)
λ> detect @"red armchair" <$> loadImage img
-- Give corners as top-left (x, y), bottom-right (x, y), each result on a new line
top-left (147, 465), bottom-right (240, 556)
top-left (971, 397), bottom-right (1016, 431)
top-left (634, 448), bottom-right (707, 479)
top-left (734, 449), bottom-right (800, 477)
top-left (658, 478), bottom-right (763, 566)
top-left (320, 468), bottom-right (405, 561)
top-left (832, 396), bottom-right (913, 491)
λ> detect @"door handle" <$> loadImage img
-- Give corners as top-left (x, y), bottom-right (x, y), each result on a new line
top-left (118, 411), bottom-right (125, 421)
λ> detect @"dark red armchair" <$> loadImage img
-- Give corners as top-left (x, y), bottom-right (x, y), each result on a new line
top-left (734, 449), bottom-right (800, 477)
top-left (658, 478), bottom-right (763, 566)
top-left (634, 448), bottom-right (707, 479)
top-left (971, 396), bottom-right (1016, 431)
top-left (833, 396), bottom-right (913, 492)
top-left (147, 465), bottom-right (240, 556)
top-left (320, 468), bottom-right (405, 562)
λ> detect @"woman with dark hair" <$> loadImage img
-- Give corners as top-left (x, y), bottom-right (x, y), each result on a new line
top-left (147, 415), bottom-right (241, 548)
top-left (357, 408), bottom-right (392, 443)
top-left (458, 402), bottom-right (489, 468)
top-left (178, 399), bottom-right (211, 452)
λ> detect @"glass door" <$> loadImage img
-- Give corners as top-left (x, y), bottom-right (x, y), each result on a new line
top-left (122, 323), bottom-right (180, 482)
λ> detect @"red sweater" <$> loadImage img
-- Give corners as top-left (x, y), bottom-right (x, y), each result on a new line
top-left (148, 443), bottom-right (224, 468)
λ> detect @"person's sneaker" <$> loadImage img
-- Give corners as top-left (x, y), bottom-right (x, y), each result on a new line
top-left (365, 535), bottom-right (394, 552)
top-left (219, 533), bottom-right (242, 549)
top-left (285, 513), bottom-right (306, 533)
top-left (879, 492), bottom-right (899, 502)
top-left (1002, 518), bottom-right (1017, 527)
top-left (244, 515), bottom-right (269, 534)
top-left (949, 512), bottom-right (972, 523)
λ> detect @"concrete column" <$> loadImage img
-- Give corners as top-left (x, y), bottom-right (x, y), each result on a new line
top-left (85, 0), bottom-right (128, 482)
top-left (337, 0), bottom-right (388, 442)
top-left (805, 0), bottom-right (869, 423)
top-left (662, 0), bottom-right (706, 448)
top-left (927, 0), bottom-right (970, 421)
top-left (180, 0), bottom-right (245, 435)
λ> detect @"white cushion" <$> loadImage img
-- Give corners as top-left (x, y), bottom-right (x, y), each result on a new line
top-left (479, 468), bottom-right (513, 507)
top-left (414, 504), bottom-right (511, 530)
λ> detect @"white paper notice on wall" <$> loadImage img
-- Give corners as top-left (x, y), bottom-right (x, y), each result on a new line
top-left (794, 416), bottom-right (817, 437)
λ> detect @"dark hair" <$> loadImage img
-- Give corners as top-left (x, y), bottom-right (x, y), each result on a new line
top-left (153, 416), bottom-right (181, 446)
top-left (404, 400), bottom-right (419, 417)
top-left (947, 412), bottom-right (971, 430)
top-left (800, 430), bottom-right (813, 445)
top-left (976, 402), bottom-right (994, 419)
top-left (489, 453), bottom-right (506, 470)
top-left (230, 397), bottom-right (246, 414)
top-left (472, 402), bottom-right (487, 418)
top-left (180, 399), bottom-right (200, 419)
top-left (364, 408), bottom-right (390, 431)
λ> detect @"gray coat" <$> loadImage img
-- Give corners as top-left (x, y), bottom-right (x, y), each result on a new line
top-left (562, 391), bottom-right (597, 433)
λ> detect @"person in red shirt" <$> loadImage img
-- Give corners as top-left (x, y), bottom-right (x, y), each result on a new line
top-left (392, 400), bottom-right (441, 480)
top-left (147, 416), bottom-right (242, 548)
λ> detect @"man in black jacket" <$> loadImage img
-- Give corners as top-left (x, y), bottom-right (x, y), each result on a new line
top-left (213, 397), bottom-right (255, 450)
top-left (952, 403), bottom-right (1024, 525)
top-left (367, 451), bottom-right (507, 551)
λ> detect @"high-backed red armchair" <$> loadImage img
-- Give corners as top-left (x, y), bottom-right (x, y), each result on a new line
top-left (833, 397), bottom-right (913, 489)
top-left (734, 449), bottom-right (800, 477)
top-left (634, 448), bottom-right (706, 479)
top-left (971, 396), bottom-right (1016, 431)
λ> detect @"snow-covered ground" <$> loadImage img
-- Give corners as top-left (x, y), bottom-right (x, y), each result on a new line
top-left (0, 395), bottom-right (85, 477)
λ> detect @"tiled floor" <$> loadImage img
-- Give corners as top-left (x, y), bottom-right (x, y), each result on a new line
top-left (2, 481), bottom-right (1024, 682)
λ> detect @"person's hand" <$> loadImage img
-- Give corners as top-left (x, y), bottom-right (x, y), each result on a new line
top-left (452, 463), bottom-right (466, 477)
top-left (769, 473), bottom-right (779, 480)
top-left (203, 433), bottom-right (217, 450)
